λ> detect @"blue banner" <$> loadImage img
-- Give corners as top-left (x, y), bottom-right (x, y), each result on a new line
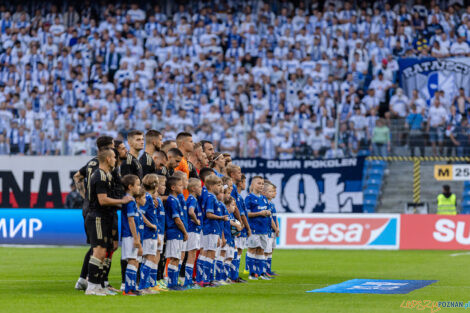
top-left (398, 57), bottom-right (470, 105)
top-left (233, 157), bottom-right (365, 213)
top-left (307, 279), bottom-right (438, 294)
top-left (0, 209), bottom-right (89, 245)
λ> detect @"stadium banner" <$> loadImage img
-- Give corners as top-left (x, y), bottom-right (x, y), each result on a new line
top-left (0, 209), bottom-right (87, 245)
top-left (0, 156), bottom-right (89, 208)
top-left (400, 215), bottom-right (470, 250)
top-left (276, 214), bottom-right (400, 250)
top-left (398, 57), bottom-right (470, 104)
top-left (233, 157), bottom-right (365, 213)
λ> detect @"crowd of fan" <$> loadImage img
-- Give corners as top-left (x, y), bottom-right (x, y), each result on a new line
top-left (1, 0), bottom-right (470, 159)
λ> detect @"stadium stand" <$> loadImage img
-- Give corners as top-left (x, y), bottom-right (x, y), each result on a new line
top-left (0, 1), bottom-right (469, 158)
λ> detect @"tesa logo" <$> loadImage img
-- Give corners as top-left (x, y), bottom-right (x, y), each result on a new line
top-left (433, 219), bottom-right (470, 245)
top-left (286, 218), bottom-right (390, 246)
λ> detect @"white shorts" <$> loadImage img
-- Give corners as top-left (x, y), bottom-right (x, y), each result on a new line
top-left (157, 234), bottom-right (164, 252)
top-left (121, 236), bottom-right (138, 260)
top-left (235, 237), bottom-right (246, 250)
top-left (225, 246), bottom-right (235, 259)
top-left (265, 237), bottom-right (274, 254)
top-left (165, 239), bottom-right (183, 259)
top-left (181, 240), bottom-right (188, 252)
top-left (143, 238), bottom-right (158, 256)
top-left (187, 232), bottom-right (201, 251)
top-left (201, 234), bottom-right (219, 251)
top-left (247, 234), bottom-right (268, 250)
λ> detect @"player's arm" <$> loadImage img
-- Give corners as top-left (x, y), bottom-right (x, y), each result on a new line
top-left (188, 206), bottom-right (200, 225)
top-left (233, 205), bottom-right (242, 224)
top-left (142, 214), bottom-right (157, 230)
top-left (206, 197), bottom-right (228, 220)
top-left (73, 170), bottom-right (85, 198)
top-left (128, 217), bottom-right (142, 251)
top-left (247, 210), bottom-right (270, 217)
top-left (98, 193), bottom-right (132, 206)
top-left (174, 217), bottom-right (188, 240)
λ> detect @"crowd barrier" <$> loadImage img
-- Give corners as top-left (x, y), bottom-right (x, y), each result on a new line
top-left (1, 210), bottom-right (469, 250)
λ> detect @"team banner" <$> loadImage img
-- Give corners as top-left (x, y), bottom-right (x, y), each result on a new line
top-left (0, 156), bottom-right (89, 208)
top-left (277, 214), bottom-right (400, 250)
top-left (398, 57), bottom-right (470, 104)
top-left (400, 215), bottom-right (470, 250)
top-left (2, 210), bottom-right (470, 250)
top-left (233, 157), bottom-right (365, 213)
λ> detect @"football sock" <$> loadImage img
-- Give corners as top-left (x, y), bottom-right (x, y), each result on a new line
top-left (120, 259), bottom-right (128, 284)
top-left (149, 261), bottom-right (158, 288)
top-left (167, 264), bottom-right (178, 288)
top-left (124, 264), bottom-right (137, 293)
top-left (246, 252), bottom-right (255, 275)
top-left (80, 247), bottom-right (92, 279)
top-left (267, 256), bottom-right (272, 274)
top-left (185, 263), bottom-right (194, 286)
top-left (88, 256), bottom-right (102, 285)
top-left (138, 259), bottom-right (152, 290)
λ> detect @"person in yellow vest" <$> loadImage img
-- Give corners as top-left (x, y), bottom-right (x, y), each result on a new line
top-left (437, 185), bottom-right (457, 215)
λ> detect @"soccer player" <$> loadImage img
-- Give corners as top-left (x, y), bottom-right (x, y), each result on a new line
top-left (245, 176), bottom-right (271, 280)
top-left (186, 178), bottom-right (203, 289)
top-left (224, 196), bottom-right (242, 283)
top-left (210, 152), bottom-right (226, 177)
top-left (173, 171), bottom-right (189, 287)
top-left (200, 140), bottom-right (215, 162)
top-left (121, 130), bottom-right (144, 179)
top-left (153, 150), bottom-right (168, 174)
top-left (154, 175), bottom-right (168, 291)
top-left (263, 181), bottom-right (279, 278)
top-left (121, 174), bottom-right (144, 296)
top-left (140, 130), bottom-right (162, 177)
top-left (227, 165), bottom-right (251, 282)
top-left (74, 136), bottom-right (114, 291)
top-left (138, 174), bottom-right (160, 294)
top-left (84, 149), bottom-right (132, 296)
top-left (164, 176), bottom-right (188, 291)
top-left (175, 132), bottom-right (199, 180)
top-left (119, 130), bottom-right (144, 288)
top-left (199, 174), bottom-right (227, 287)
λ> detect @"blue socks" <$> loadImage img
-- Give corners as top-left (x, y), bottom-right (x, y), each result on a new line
top-left (138, 260), bottom-right (152, 290)
top-left (196, 256), bottom-right (204, 283)
top-left (215, 258), bottom-right (224, 281)
top-left (124, 264), bottom-right (137, 293)
top-left (246, 252), bottom-right (256, 275)
top-left (148, 261), bottom-right (158, 288)
top-left (223, 261), bottom-right (230, 281)
top-left (185, 263), bottom-right (194, 286)
top-left (167, 264), bottom-right (178, 288)
top-left (267, 256), bottom-right (272, 274)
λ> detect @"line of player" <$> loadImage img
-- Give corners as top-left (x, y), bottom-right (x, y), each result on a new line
top-left (73, 130), bottom-right (280, 296)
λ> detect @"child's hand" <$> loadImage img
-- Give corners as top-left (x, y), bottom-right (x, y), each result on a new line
top-left (263, 210), bottom-right (271, 216)
top-left (276, 229), bottom-right (280, 237)
top-left (121, 195), bottom-right (133, 204)
top-left (196, 219), bottom-right (201, 226)
top-left (236, 224), bottom-right (243, 231)
top-left (222, 215), bottom-right (229, 221)
top-left (221, 238), bottom-right (226, 247)
top-left (152, 224), bottom-right (157, 231)
top-left (137, 244), bottom-right (143, 256)
top-left (183, 232), bottom-right (188, 241)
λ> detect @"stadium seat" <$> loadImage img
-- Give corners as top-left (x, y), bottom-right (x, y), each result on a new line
top-left (465, 181), bottom-right (470, 189)
top-left (462, 189), bottom-right (470, 198)
top-left (366, 178), bottom-right (382, 188)
top-left (363, 186), bottom-right (380, 197)
top-left (364, 194), bottom-right (378, 203)
top-left (363, 204), bottom-right (376, 213)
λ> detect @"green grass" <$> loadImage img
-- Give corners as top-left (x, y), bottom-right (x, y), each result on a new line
top-left (1, 248), bottom-right (469, 313)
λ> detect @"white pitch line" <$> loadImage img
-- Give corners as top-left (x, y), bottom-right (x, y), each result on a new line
top-left (450, 252), bottom-right (470, 257)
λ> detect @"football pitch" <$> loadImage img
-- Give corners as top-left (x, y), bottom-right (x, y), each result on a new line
top-left (1, 247), bottom-right (469, 313)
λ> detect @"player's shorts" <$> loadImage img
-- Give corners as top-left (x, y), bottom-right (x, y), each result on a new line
top-left (247, 234), bottom-right (268, 250)
top-left (181, 240), bottom-right (188, 252)
top-left (235, 236), bottom-right (246, 250)
top-left (121, 236), bottom-right (139, 260)
top-left (165, 239), bottom-right (183, 259)
top-left (225, 246), bottom-right (236, 259)
top-left (265, 236), bottom-right (274, 254)
top-left (85, 214), bottom-right (112, 248)
top-left (143, 238), bottom-right (158, 256)
top-left (187, 232), bottom-right (201, 251)
top-left (157, 234), bottom-right (164, 252)
top-left (201, 234), bottom-right (219, 251)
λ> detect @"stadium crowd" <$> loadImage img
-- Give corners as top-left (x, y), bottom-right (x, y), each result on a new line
top-left (0, 0), bottom-right (470, 158)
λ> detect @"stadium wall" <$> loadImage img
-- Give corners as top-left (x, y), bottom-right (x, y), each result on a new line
top-left (0, 156), bottom-right (365, 213)
top-left (1, 210), bottom-right (469, 250)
